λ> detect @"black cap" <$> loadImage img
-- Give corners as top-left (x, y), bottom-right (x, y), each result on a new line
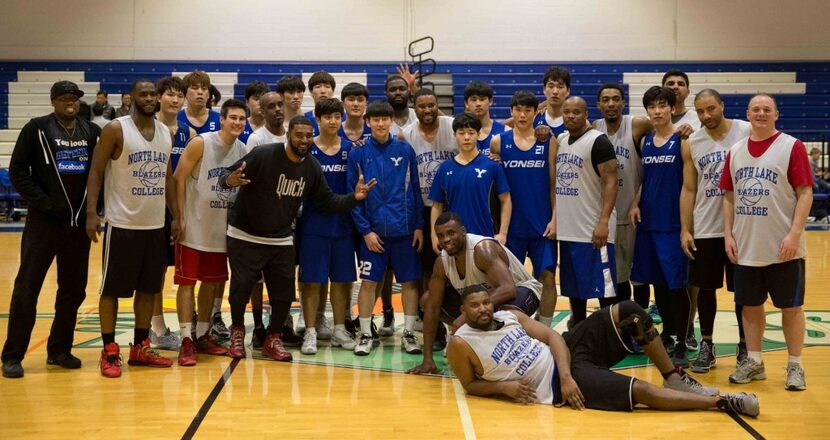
top-left (50, 80), bottom-right (85, 100)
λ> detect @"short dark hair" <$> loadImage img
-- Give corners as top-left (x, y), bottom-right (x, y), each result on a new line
top-left (244, 81), bottom-right (270, 101)
top-left (642, 86), bottom-right (676, 109)
top-left (220, 98), bottom-right (247, 118)
top-left (275, 75), bottom-right (306, 94)
top-left (597, 83), bottom-right (625, 101)
top-left (130, 78), bottom-right (154, 94)
top-left (120, 92), bottom-right (130, 98)
top-left (694, 88), bottom-right (723, 104)
top-left (315, 97), bottom-right (345, 118)
top-left (97, 90), bottom-right (108, 97)
top-left (452, 112), bottom-right (482, 132)
top-left (385, 74), bottom-right (407, 91)
top-left (435, 211), bottom-right (464, 228)
top-left (288, 115), bottom-right (314, 132)
top-left (510, 91), bottom-right (539, 109)
top-left (92, 103), bottom-right (104, 116)
top-left (464, 81), bottom-right (494, 101)
top-left (308, 71), bottom-right (336, 90)
top-left (365, 100), bottom-right (394, 119)
top-left (341, 82), bottom-right (369, 100)
top-left (156, 76), bottom-right (185, 96)
top-left (543, 66), bottom-right (571, 89)
top-left (662, 69), bottom-right (690, 87)
top-left (412, 88), bottom-right (437, 102)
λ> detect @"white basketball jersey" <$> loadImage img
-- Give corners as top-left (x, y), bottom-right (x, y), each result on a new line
top-left (690, 119), bottom-right (751, 238)
top-left (441, 234), bottom-right (542, 300)
top-left (181, 132), bottom-right (247, 252)
top-left (674, 110), bottom-right (702, 130)
top-left (402, 116), bottom-right (457, 206)
top-left (555, 128), bottom-right (617, 243)
top-left (455, 311), bottom-right (556, 404)
top-left (390, 108), bottom-right (417, 138)
top-left (728, 132), bottom-right (807, 266)
top-left (245, 126), bottom-right (287, 152)
top-left (594, 116), bottom-right (640, 225)
top-left (104, 116), bottom-right (172, 229)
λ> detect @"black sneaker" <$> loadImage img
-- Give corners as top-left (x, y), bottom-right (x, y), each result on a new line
top-left (433, 322), bottom-right (448, 351)
top-left (371, 319), bottom-right (380, 347)
top-left (280, 325), bottom-right (303, 347)
top-left (2, 360), bottom-right (24, 378)
top-left (46, 352), bottom-right (82, 369)
top-left (344, 317), bottom-right (357, 337)
top-left (691, 340), bottom-right (717, 373)
top-left (672, 342), bottom-right (690, 368)
top-left (685, 328), bottom-right (699, 351)
top-left (662, 334), bottom-right (675, 357)
top-left (380, 307), bottom-right (395, 337)
top-left (252, 326), bottom-right (267, 349)
top-left (736, 342), bottom-right (748, 366)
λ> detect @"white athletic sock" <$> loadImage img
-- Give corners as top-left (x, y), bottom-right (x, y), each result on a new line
top-left (748, 350), bottom-right (762, 363)
top-left (539, 315), bottom-right (553, 327)
top-left (196, 322), bottom-right (210, 339)
top-left (359, 317), bottom-right (373, 336)
top-left (788, 355), bottom-right (802, 365)
top-left (212, 297), bottom-right (223, 315)
top-left (180, 323), bottom-right (192, 341)
top-left (151, 315), bottom-right (166, 336)
top-left (404, 315), bottom-right (417, 332)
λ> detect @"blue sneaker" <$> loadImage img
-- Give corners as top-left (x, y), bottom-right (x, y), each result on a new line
top-left (647, 304), bottom-right (662, 324)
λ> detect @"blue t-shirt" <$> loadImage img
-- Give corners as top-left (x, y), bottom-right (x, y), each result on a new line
top-left (177, 109), bottom-right (221, 134)
top-left (299, 138), bottom-right (354, 237)
top-left (239, 120), bottom-right (255, 145)
top-left (429, 153), bottom-right (510, 236)
top-left (170, 121), bottom-right (192, 172)
top-left (533, 113), bottom-right (566, 138)
top-left (639, 132), bottom-right (683, 232)
top-left (499, 130), bottom-right (552, 237)
top-left (477, 121), bottom-right (506, 155)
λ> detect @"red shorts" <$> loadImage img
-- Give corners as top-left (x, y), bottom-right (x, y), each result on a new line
top-left (174, 243), bottom-right (229, 285)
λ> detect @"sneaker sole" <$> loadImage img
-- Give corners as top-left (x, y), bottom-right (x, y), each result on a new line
top-left (404, 348), bottom-right (423, 355)
top-left (301, 350), bottom-right (317, 355)
top-left (379, 328), bottom-right (394, 337)
top-left (729, 372), bottom-right (767, 384)
top-left (785, 384), bottom-right (806, 391)
top-left (178, 359), bottom-right (197, 367)
top-left (261, 354), bottom-right (293, 362)
top-left (354, 350), bottom-right (371, 356)
top-left (127, 360), bottom-right (173, 368)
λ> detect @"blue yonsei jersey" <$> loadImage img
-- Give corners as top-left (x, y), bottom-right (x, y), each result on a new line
top-left (239, 120), bottom-right (254, 144)
top-left (170, 121), bottom-right (192, 172)
top-left (338, 122), bottom-right (372, 143)
top-left (500, 131), bottom-right (551, 237)
top-left (533, 113), bottom-right (566, 138)
top-left (299, 138), bottom-right (354, 237)
top-left (305, 110), bottom-right (320, 136)
top-left (477, 121), bottom-right (506, 154)
top-left (429, 153), bottom-right (510, 236)
top-left (639, 132), bottom-right (683, 231)
top-left (177, 109), bottom-right (221, 134)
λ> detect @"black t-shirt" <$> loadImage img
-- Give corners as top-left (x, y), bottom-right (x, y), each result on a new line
top-left (44, 115), bottom-right (99, 215)
top-left (567, 130), bottom-right (616, 174)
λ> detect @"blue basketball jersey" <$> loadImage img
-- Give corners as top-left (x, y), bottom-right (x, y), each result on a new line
top-left (639, 132), bottom-right (683, 232)
top-left (533, 112), bottom-right (566, 137)
top-left (299, 138), bottom-right (353, 237)
top-left (170, 122), bottom-right (192, 172)
top-left (429, 153), bottom-right (510, 236)
top-left (177, 109), bottom-right (221, 134)
top-left (239, 120), bottom-right (254, 145)
top-left (477, 121), bottom-right (506, 154)
top-left (338, 123), bottom-right (372, 143)
top-left (500, 131), bottom-right (551, 237)
top-left (305, 110), bottom-right (320, 136)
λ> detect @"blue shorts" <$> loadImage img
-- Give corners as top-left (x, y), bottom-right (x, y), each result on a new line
top-left (298, 234), bottom-right (357, 283)
top-left (559, 241), bottom-right (617, 300)
top-left (506, 236), bottom-right (557, 278)
top-left (630, 230), bottom-right (688, 289)
top-left (358, 235), bottom-right (422, 283)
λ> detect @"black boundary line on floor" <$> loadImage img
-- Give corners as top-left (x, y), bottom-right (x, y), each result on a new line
top-left (727, 411), bottom-right (765, 440)
top-left (181, 358), bottom-right (240, 440)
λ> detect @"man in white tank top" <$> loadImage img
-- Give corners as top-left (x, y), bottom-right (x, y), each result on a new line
top-left (385, 75), bottom-right (417, 137)
top-left (680, 89), bottom-right (751, 373)
top-left (447, 290), bottom-right (759, 417)
top-left (720, 94), bottom-right (814, 391)
top-left (171, 99), bottom-right (248, 366)
top-left (663, 70), bottom-right (702, 130)
top-left (556, 97), bottom-right (619, 325)
top-left (245, 92), bottom-right (287, 151)
top-left (85, 79), bottom-right (174, 378)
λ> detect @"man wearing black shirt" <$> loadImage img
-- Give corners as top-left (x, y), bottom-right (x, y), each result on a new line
top-left (219, 115), bottom-right (375, 361)
top-left (2, 81), bottom-right (101, 378)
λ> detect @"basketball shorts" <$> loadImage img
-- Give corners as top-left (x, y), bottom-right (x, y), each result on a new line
top-left (734, 259), bottom-right (805, 308)
top-left (688, 237), bottom-right (734, 291)
top-left (615, 223), bottom-right (636, 283)
top-left (631, 229), bottom-right (688, 289)
top-left (298, 233), bottom-right (357, 284)
top-left (174, 243), bottom-right (229, 286)
top-left (358, 234), bottom-right (422, 283)
top-left (559, 241), bottom-right (617, 300)
top-left (100, 225), bottom-right (166, 298)
top-left (506, 235), bottom-right (557, 278)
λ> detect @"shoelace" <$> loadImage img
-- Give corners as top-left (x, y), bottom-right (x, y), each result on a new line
top-left (359, 334), bottom-right (372, 345)
top-left (681, 373), bottom-right (707, 392)
top-left (231, 331), bottom-right (245, 347)
top-left (106, 353), bottom-right (123, 366)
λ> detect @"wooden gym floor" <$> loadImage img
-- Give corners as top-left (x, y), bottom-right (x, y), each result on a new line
top-left (1, 230), bottom-right (828, 439)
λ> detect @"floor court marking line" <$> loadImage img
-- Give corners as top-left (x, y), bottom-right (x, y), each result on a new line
top-left (452, 378), bottom-right (477, 440)
top-left (726, 410), bottom-right (765, 440)
top-left (181, 358), bottom-right (241, 440)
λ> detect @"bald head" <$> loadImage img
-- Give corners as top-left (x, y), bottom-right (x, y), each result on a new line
top-left (564, 96), bottom-right (588, 112)
top-left (562, 96), bottom-right (589, 133)
top-left (260, 91), bottom-right (285, 129)
top-left (748, 93), bottom-right (778, 111)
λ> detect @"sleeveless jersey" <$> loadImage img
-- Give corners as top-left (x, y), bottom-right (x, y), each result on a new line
top-left (401, 116), bottom-right (457, 206)
top-left (672, 110), bottom-right (702, 130)
top-left (104, 116), bottom-right (172, 229)
top-left (304, 110), bottom-right (320, 136)
top-left (690, 120), bottom-right (751, 238)
top-left (455, 310), bottom-right (556, 404)
top-left (299, 138), bottom-right (353, 237)
top-left (338, 122), bottom-right (372, 143)
top-left (441, 234), bottom-right (542, 299)
top-left (181, 132), bottom-right (247, 252)
top-left (390, 108), bottom-right (417, 138)
top-left (477, 121), bottom-right (506, 155)
top-left (499, 131), bottom-right (551, 237)
top-left (239, 119), bottom-right (255, 145)
top-left (729, 132), bottom-right (807, 266)
top-left (555, 129), bottom-right (617, 243)
top-left (594, 116), bottom-right (640, 225)
top-left (170, 121), bottom-right (191, 172)
top-left (533, 112), bottom-right (566, 137)
top-left (245, 126), bottom-right (287, 152)
top-left (639, 132), bottom-right (683, 232)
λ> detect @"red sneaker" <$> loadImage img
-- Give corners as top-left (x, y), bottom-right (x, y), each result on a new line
top-left (100, 342), bottom-right (122, 378)
top-left (262, 332), bottom-right (293, 362)
top-left (227, 325), bottom-right (246, 359)
top-left (196, 334), bottom-right (228, 356)
top-left (128, 338), bottom-right (173, 368)
top-left (178, 337), bottom-right (197, 367)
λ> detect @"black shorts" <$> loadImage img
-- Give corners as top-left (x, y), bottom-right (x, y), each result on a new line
top-left (688, 237), bottom-right (734, 290)
top-left (227, 236), bottom-right (296, 304)
top-left (441, 285), bottom-right (540, 321)
top-left (100, 225), bottom-right (166, 298)
top-left (560, 306), bottom-right (635, 411)
top-left (421, 207), bottom-right (438, 272)
top-left (734, 259), bottom-right (805, 308)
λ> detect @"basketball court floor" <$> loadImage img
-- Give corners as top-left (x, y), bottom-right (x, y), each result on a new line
top-left (1, 230), bottom-right (828, 439)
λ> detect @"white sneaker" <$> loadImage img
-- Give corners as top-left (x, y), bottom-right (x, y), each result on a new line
top-left (401, 330), bottom-right (422, 354)
top-left (413, 317), bottom-right (424, 332)
top-left (296, 312), bottom-right (306, 336)
top-left (315, 314), bottom-right (332, 340)
top-left (331, 327), bottom-right (356, 350)
top-left (301, 329), bottom-right (317, 355)
top-left (354, 333), bottom-right (373, 356)
top-left (150, 327), bottom-right (181, 350)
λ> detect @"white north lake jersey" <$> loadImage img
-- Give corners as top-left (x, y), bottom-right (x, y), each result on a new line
top-left (181, 132), bottom-right (247, 252)
top-left (555, 129), bottom-right (617, 243)
top-left (729, 132), bottom-right (807, 266)
top-left (245, 126), bottom-right (287, 152)
top-left (455, 310), bottom-right (556, 404)
top-left (104, 116), bottom-right (172, 229)
top-left (690, 120), bottom-right (751, 238)
top-left (441, 234), bottom-right (542, 300)
top-left (595, 116), bottom-right (640, 225)
top-left (401, 116), bottom-right (457, 206)
top-left (673, 110), bottom-right (702, 130)
top-left (390, 108), bottom-right (418, 138)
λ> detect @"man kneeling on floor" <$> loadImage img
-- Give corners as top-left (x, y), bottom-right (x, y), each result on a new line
top-left (447, 290), bottom-right (759, 417)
